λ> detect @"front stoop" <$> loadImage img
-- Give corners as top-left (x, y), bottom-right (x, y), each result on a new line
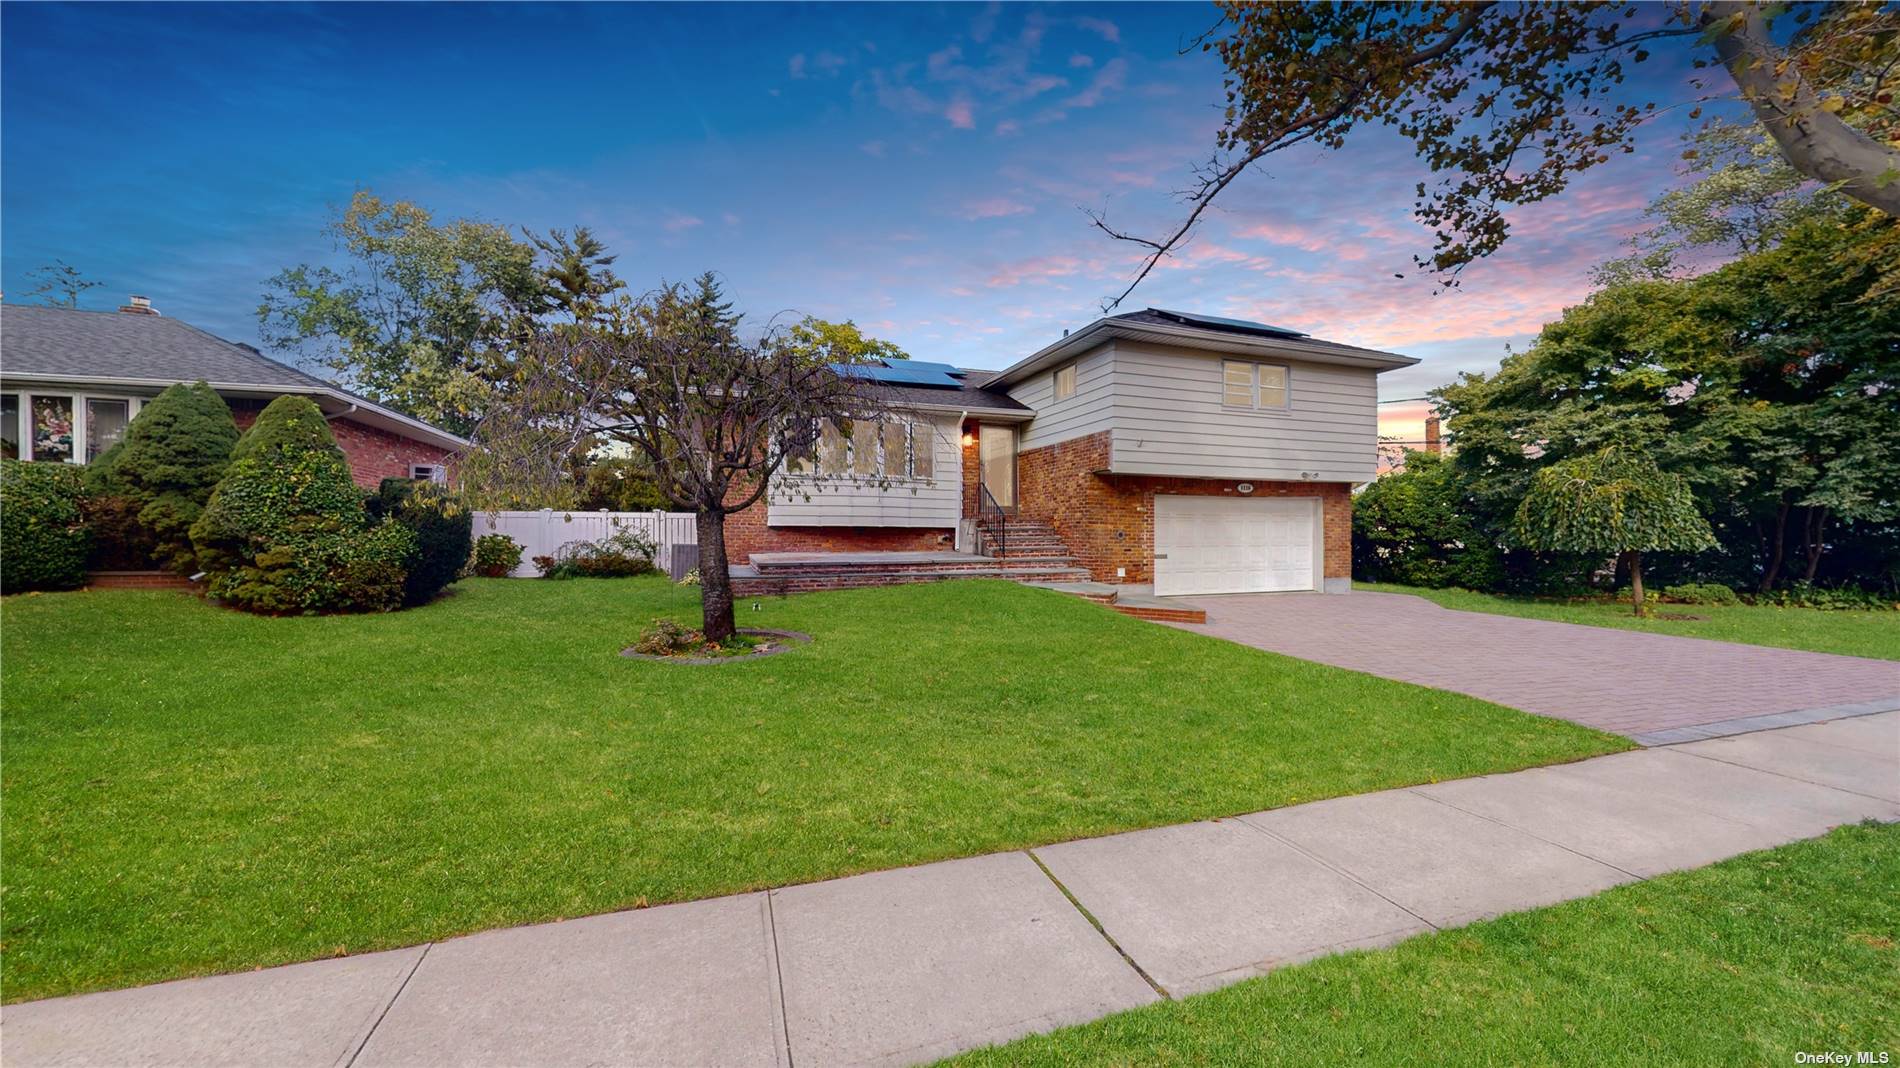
top-left (731, 550), bottom-right (1091, 597)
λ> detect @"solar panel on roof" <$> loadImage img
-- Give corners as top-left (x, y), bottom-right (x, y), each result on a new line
top-left (832, 358), bottom-right (965, 388)
top-left (1151, 308), bottom-right (1307, 338)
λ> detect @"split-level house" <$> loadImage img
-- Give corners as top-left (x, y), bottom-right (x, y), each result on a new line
top-left (0, 299), bottom-right (466, 487)
top-left (730, 308), bottom-right (1418, 599)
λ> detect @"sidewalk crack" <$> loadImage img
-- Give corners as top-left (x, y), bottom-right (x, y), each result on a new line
top-left (1404, 787), bottom-right (1644, 880)
top-left (1230, 817), bottom-right (1442, 933)
top-left (342, 942), bottom-right (430, 1068)
top-left (765, 890), bottom-right (796, 1068)
top-left (1024, 849), bottom-right (1172, 1001)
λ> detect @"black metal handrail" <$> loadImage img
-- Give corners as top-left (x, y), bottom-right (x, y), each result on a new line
top-left (977, 483), bottom-right (1007, 558)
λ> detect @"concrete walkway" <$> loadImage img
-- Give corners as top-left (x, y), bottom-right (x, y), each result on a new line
top-left (7, 712), bottom-right (1896, 1068)
top-left (1180, 591), bottom-right (1900, 742)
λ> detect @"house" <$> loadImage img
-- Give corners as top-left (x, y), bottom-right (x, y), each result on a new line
top-left (731, 309), bottom-right (1418, 598)
top-left (0, 299), bottom-right (466, 486)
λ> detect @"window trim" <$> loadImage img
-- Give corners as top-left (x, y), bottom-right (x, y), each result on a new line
top-left (1219, 360), bottom-right (1292, 413)
top-left (7, 389), bottom-right (145, 463)
top-left (783, 417), bottom-right (937, 484)
top-left (1052, 363), bottom-right (1077, 402)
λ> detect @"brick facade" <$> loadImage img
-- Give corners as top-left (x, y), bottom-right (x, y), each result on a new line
top-left (228, 399), bottom-right (455, 489)
top-left (1013, 430), bottom-right (1352, 585)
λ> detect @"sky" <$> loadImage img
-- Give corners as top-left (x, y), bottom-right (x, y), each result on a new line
top-left (2, 2), bottom-right (1727, 448)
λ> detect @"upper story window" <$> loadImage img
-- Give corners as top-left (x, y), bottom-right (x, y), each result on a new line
top-left (1053, 363), bottom-right (1077, 401)
top-left (1221, 360), bottom-right (1289, 411)
top-left (786, 419), bottom-right (933, 480)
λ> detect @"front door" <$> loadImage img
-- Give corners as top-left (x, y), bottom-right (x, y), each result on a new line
top-left (978, 424), bottom-right (1017, 510)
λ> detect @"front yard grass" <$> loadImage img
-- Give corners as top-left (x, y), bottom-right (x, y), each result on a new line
top-left (947, 821), bottom-right (1900, 1066)
top-left (1, 578), bottom-right (1624, 1003)
top-left (1362, 582), bottom-right (1900, 660)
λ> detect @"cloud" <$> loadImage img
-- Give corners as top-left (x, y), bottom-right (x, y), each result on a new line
top-left (787, 53), bottom-right (806, 79)
top-left (721, 212), bottom-right (741, 227)
top-left (995, 119), bottom-right (1021, 136)
top-left (860, 140), bottom-right (887, 157)
top-left (662, 213), bottom-right (703, 233)
top-left (985, 254), bottom-right (1084, 288)
top-left (1075, 16), bottom-right (1119, 42)
top-left (1063, 57), bottom-right (1125, 109)
top-left (945, 97), bottom-right (975, 129)
top-left (962, 197), bottom-right (1032, 220)
top-left (1068, 52), bottom-right (1094, 68)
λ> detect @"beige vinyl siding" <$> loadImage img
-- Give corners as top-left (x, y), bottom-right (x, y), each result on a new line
top-left (1105, 341), bottom-right (1380, 483)
top-left (767, 411), bottom-right (962, 527)
top-left (1012, 344), bottom-right (1117, 451)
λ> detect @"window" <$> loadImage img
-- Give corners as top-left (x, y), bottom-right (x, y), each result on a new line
top-left (880, 421), bottom-right (909, 478)
top-left (1053, 363), bottom-right (1077, 401)
top-left (1221, 360), bottom-right (1290, 411)
top-left (850, 421), bottom-right (879, 477)
top-left (818, 420), bottom-right (848, 476)
top-left (87, 399), bottom-right (130, 458)
top-left (910, 424), bottom-right (934, 479)
top-left (32, 396), bottom-right (74, 463)
top-left (409, 463), bottom-right (446, 484)
top-left (1, 394), bottom-right (18, 459)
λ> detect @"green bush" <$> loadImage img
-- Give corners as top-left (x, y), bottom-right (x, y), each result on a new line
top-left (371, 479), bottom-right (473, 606)
top-left (470, 534), bottom-right (523, 577)
top-left (191, 396), bottom-right (410, 614)
top-left (1746, 583), bottom-right (1897, 612)
top-left (1662, 582), bottom-right (1741, 606)
top-left (1352, 451), bottom-right (1505, 590)
top-left (578, 457), bottom-right (671, 512)
top-left (534, 529), bottom-right (657, 579)
top-left (85, 382), bottom-right (239, 574)
top-left (80, 493), bottom-right (158, 571)
top-left (0, 459), bottom-right (91, 592)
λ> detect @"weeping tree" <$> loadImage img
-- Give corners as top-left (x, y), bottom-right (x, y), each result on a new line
top-left (515, 274), bottom-right (891, 640)
top-left (1514, 448), bottom-right (1717, 615)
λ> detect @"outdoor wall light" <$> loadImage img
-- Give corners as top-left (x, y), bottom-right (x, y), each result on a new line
top-left (960, 433), bottom-right (977, 447)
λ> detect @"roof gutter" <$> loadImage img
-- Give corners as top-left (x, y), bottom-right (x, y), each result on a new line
top-left (0, 372), bottom-right (470, 450)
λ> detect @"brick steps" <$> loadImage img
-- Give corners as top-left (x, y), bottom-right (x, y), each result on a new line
top-left (85, 571), bottom-right (194, 591)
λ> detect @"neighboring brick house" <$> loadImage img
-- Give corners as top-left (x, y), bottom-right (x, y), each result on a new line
top-left (0, 299), bottom-right (465, 487)
top-left (730, 309), bottom-right (1417, 596)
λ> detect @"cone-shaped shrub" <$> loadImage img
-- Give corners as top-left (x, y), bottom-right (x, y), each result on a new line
top-left (83, 381), bottom-right (239, 573)
top-left (192, 396), bottom-right (412, 613)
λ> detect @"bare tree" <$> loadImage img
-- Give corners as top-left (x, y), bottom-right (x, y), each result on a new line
top-left (27, 261), bottom-right (104, 307)
top-left (530, 274), bottom-right (891, 640)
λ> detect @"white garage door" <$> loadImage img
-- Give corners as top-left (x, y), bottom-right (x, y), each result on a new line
top-left (1153, 496), bottom-right (1319, 596)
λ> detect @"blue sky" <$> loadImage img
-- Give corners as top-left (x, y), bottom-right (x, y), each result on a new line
top-left (3, 2), bottom-right (1719, 442)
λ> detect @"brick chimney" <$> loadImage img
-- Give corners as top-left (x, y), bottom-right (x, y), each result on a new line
top-left (1424, 413), bottom-right (1443, 454)
top-left (117, 295), bottom-right (160, 316)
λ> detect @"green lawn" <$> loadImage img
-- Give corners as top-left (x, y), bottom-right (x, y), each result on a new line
top-left (947, 821), bottom-right (1900, 1067)
top-left (1362, 582), bottom-right (1900, 660)
top-left (1, 578), bottom-right (1624, 1003)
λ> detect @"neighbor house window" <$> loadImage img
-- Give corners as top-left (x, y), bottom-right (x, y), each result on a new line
top-left (1221, 360), bottom-right (1289, 410)
top-left (1, 394), bottom-right (18, 460)
top-left (32, 396), bottom-right (75, 463)
top-left (409, 463), bottom-right (446, 484)
top-left (1053, 363), bottom-right (1077, 401)
top-left (87, 399), bottom-right (130, 458)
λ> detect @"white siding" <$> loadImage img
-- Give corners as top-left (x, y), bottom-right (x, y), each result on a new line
top-left (1104, 341), bottom-right (1380, 483)
top-left (1012, 344), bottom-right (1118, 451)
top-left (766, 411), bottom-right (962, 527)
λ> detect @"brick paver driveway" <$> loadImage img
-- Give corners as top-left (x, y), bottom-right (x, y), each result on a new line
top-left (1183, 591), bottom-right (1900, 741)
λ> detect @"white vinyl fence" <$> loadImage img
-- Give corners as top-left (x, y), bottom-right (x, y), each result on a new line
top-left (474, 509), bottom-right (699, 578)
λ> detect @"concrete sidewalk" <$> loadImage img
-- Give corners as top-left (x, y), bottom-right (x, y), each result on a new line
top-left (7, 712), bottom-right (1896, 1068)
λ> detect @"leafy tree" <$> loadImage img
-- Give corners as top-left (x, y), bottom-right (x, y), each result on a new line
top-left (192, 396), bottom-right (411, 613)
top-left (1352, 450), bottom-right (1504, 590)
top-left (1100, 1), bottom-right (1899, 305)
top-left (1514, 448), bottom-right (1717, 615)
top-left (783, 317), bottom-right (909, 364)
top-left (259, 192), bottom-right (550, 434)
top-left (25, 261), bottom-right (104, 308)
top-left (506, 273), bottom-right (891, 639)
top-left (1437, 205), bottom-right (1899, 591)
top-left (578, 455), bottom-right (671, 512)
top-left (85, 381), bottom-right (240, 573)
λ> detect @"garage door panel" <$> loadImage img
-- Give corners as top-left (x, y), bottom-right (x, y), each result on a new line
top-left (1154, 496), bottom-right (1319, 596)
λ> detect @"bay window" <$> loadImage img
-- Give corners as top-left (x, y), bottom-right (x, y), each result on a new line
top-left (3, 391), bottom-right (144, 463)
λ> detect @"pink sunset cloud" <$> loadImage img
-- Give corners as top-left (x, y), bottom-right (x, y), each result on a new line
top-left (963, 197), bottom-right (1033, 220)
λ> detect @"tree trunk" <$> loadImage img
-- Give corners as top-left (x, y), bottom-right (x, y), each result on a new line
top-left (696, 508), bottom-right (738, 641)
top-left (1760, 497), bottom-right (1789, 593)
top-left (1705, 1), bottom-right (1900, 216)
top-left (1801, 506), bottom-right (1828, 585)
top-left (1626, 550), bottom-right (1647, 617)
